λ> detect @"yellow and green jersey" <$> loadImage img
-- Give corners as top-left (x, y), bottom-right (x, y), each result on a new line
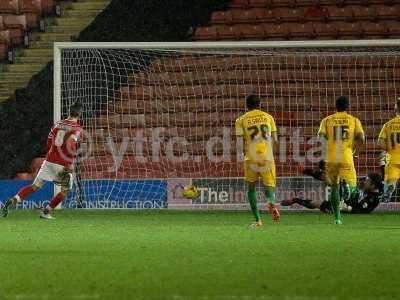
top-left (379, 115), bottom-right (400, 164)
top-left (235, 109), bottom-right (277, 162)
top-left (318, 112), bottom-right (364, 164)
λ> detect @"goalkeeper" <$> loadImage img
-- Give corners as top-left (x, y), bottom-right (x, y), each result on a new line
top-left (281, 161), bottom-right (383, 214)
top-left (235, 95), bottom-right (280, 228)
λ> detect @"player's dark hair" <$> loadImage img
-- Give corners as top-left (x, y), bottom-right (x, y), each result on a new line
top-left (336, 96), bottom-right (349, 112)
top-left (367, 173), bottom-right (383, 191)
top-left (246, 95), bottom-right (261, 110)
top-left (70, 103), bottom-right (83, 118)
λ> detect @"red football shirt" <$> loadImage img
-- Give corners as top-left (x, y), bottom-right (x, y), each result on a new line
top-left (45, 119), bottom-right (82, 167)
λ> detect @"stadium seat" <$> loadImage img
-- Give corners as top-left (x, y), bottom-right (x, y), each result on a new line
top-left (325, 6), bottom-right (354, 21)
top-left (333, 21), bottom-right (362, 37)
top-left (216, 25), bottom-right (240, 40)
top-left (382, 21), bottom-right (400, 36)
top-left (2, 14), bottom-right (28, 30)
top-left (1, 16), bottom-right (24, 44)
top-left (286, 22), bottom-right (315, 39)
top-left (0, 0), bottom-right (19, 14)
top-left (376, 4), bottom-right (400, 20)
top-left (211, 10), bottom-right (233, 24)
top-left (225, 9), bottom-right (276, 24)
top-left (313, 22), bottom-right (339, 39)
top-left (304, 5), bottom-right (328, 21)
top-left (263, 23), bottom-right (289, 39)
top-left (360, 21), bottom-right (388, 37)
top-left (253, 8), bottom-right (277, 22)
top-left (275, 7), bottom-right (306, 22)
top-left (193, 26), bottom-right (218, 40)
top-left (18, 0), bottom-right (42, 14)
top-left (231, 9), bottom-right (258, 23)
top-left (238, 24), bottom-right (265, 39)
top-left (351, 5), bottom-right (378, 20)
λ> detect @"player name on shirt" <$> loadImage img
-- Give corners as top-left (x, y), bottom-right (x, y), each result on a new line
top-left (246, 115), bottom-right (270, 126)
top-left (386, 123), bottom-right (400, 131)
top-left (331, 119), bottom-right (349, 125)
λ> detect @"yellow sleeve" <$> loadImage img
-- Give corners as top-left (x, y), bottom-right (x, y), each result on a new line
top-left (270, 116), bottom-right (277, 133)
top-left (378, 124), bottom-right (387, 141)
top-left (318, 118), bottom-right (327, 138)
top-left (354, 118), bottom-right (365, 136)
top-left (235, 117), bottom-right (243, 136)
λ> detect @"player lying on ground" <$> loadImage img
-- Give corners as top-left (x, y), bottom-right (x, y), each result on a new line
top-left (318, 96), bottom-right (365, 224)
top-left (281, 162), bottom-right (382, 214)
top-left (2, 103), bottom-right (83, 219)
top-left (378, 97), bottom-right (400, 203)
top-left (235, 95), bottom-right (280, 228)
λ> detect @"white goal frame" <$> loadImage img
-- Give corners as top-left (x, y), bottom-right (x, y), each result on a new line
top-left (53, 40), bottom-right (400, 208)
top-left (53, 39), bottom-right (400, 123)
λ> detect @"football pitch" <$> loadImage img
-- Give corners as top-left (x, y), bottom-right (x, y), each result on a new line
top-left (0, 210), bottom-right (399, 300)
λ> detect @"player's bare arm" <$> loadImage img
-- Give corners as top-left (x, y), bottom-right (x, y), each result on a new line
top-left (378, 137), bottom-right (387, 151)
top-left (271, 131), bottom-right (278, 154)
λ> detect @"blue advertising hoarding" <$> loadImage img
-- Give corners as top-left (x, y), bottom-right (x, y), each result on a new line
top-left (0, 180), bottom-right (167, 209)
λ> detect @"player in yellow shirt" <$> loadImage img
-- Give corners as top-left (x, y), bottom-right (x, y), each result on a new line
top-left (378, 98), bottom-right (400, 202)
top-left (318, 96), bottom-right (365, 224)
top-left (235, 95), bottom-right (280, 227)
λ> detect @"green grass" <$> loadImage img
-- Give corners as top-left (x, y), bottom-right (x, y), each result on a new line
top-left (0, 210), bottom-right (399, 300)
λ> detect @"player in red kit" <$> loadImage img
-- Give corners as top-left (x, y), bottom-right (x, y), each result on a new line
top-left (2, 103), bottom-right (83, 219)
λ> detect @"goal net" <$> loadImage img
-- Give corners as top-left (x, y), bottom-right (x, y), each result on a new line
top-left (55, 41), bottom-right (400, 210)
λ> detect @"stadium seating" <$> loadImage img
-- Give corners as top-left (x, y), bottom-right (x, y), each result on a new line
top-left (0, 0), bottom-right (110, 105)
top-left (0, 0), bottom-right (55, 63)
top-left (84, 44), bottom-right (399, 179)
top-left (229, 0), bottom-right (398, 8)
top-left (19, 0), bottom-right (42, 14)
top-left (203, 1), bottom-right (400, 40)
top-left (0, 1), bottom-right (19, 14)
top-left (194, 22), bottom-right (399, 40)
top-left (0, 15), bottom-right (25, 44)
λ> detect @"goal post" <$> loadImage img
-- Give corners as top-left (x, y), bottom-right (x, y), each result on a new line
top-left (53, 40), bottom-right (400, 210)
